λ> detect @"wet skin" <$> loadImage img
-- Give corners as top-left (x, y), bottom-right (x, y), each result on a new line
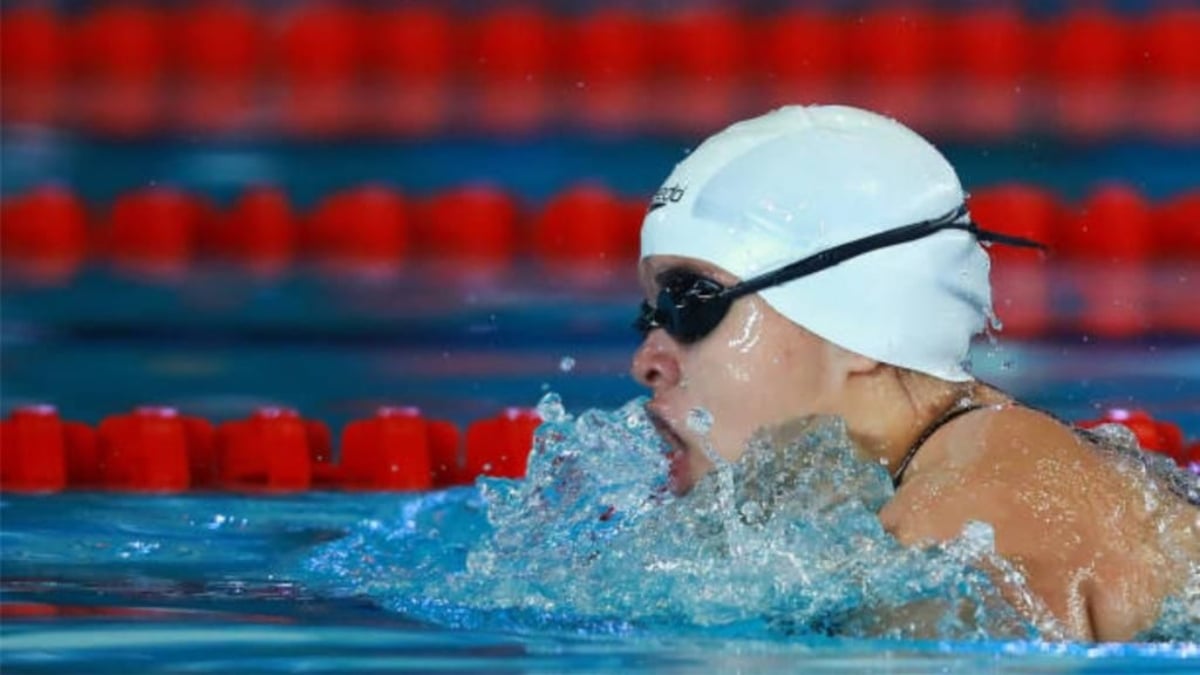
top-left (631, 254), bottom-right (1200, 642)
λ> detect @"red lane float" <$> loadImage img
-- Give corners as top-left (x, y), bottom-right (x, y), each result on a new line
top-left (568, 9), bottom-right (650, 132)
top-left (0, 6), bottom-right (68, 125)
top-left (848, 7), bottom-right (940, 128)
top-left (468, 6), bottom-right (558, 134)
top-left (0, 186), bottom-right (89, 284)
top-left (370, 6), bottom-right (454, 135)
top-left (757, 10), bottom-right (843, 109)
top-left (208, 186), bottom-right (297, 275)
top-left (0, 406), bottom-right (72, 492)
top-left (1078, 409), bottom-right (1188, 467)
top-left (306, 185), bottom-right (408, 271)
top-left (465, 408), bottom-right (543, 480)
top-left (216, 407), bottom-right (324, 491)
top-left (1047, 9), bottom-right (1131, 139)
top-left (1153, 191), bottom-right (1200, 333)
top-left (340, 406), bottom-right (450, 490)
top-left (173, 1), bottom-right (262, 133)
top-left (1138, 8), bottom-right (1200, 139)
top-left (417, 186), bottom-right (520, 266)
top-left (968, 184), bottom-right (1057, 338)
top-left (276, 3), bottom-right (365, 136)
top-left (654, 8), bottom-right (747, 133)
top-left (74, 3), bottom-right (168, 135)
top-left (1061, 185), bottom-right (1152, 338)
top-left (942, 7), bottom-right (1031, 139)
top-left (532, 183), bottom-right (642, 269)
top-left (97, 407), bottom-right (209, 492)
top-left (104, 187), bottom-right (213, 278)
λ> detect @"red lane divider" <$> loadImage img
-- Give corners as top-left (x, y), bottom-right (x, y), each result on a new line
top-left (216, 407), bottom-right (330, 491)
top-left (532, 183), bottom-right (642, 267)
top-left (1078, 409), bottom-right (1188, 467)
top-left (3, 5), bottom-right (1199, 140)
top-left (968, 184), bottom-right (1059, 338)
top-left (306, 185), bottom-right (409, 271)
top-left (370, 5), bottom-right (454, 135)
top-left (3, 404), bottom-right (1196, 494)
top-left (208, 185), bottom-right (297, 275)
top-left (97, 407), bottom-right (206, 492)
top-left (465, 408), bottom-right (543, 480)
top-left (0, 406), bottom-right (71, 492)
top-left (103, 187), bottom-right (213, 278)
top-left (417, 185), bottom-right (520, 264)
top-left (0, 6), bottom-right (68, 126)
top-left (340, 406), bottom-right (446, 491)
top-left (0, 185), bottom-right (88, 284)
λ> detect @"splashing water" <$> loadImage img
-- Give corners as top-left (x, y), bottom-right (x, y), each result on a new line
top-left (302, 395), bottom-right (1198, 642)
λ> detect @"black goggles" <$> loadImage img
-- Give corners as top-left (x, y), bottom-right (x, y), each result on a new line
top-left (634, 205), bottom-right (1045, 344)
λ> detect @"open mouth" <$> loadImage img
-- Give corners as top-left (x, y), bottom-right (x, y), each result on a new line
top-left (645, 406), bottom-right (692, 493)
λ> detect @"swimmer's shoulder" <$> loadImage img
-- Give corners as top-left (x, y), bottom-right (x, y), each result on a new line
top-left (880, 402), bottom-right (1092, 544)
top-left (880, 400), bottom-right (1193, 641)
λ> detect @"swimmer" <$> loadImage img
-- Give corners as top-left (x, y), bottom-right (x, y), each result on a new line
top-left (630, 105), bottom-right (1199, 642)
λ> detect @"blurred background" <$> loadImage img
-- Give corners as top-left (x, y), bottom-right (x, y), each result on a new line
top-left (2, 1), bottom-right (1198, 443)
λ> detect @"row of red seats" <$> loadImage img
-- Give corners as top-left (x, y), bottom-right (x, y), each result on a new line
top-left (3, 5), bottom-right (1197, 138)
top-left (2, 404), bottom-right (1195, 494)
top-left (2, 182), bottom-right (1197, 279)
top-left (0, 403), bottom-right (542, 493)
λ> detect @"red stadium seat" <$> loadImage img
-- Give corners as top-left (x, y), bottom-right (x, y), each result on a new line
top-left (0, 186), bottom-right (88, 284)
top-left (653, 8), bottom-right (748, 133)
top-left (756, 10), bottom-right (844, 109)
top-left (467, 6), bottom-right (559, 134)
top-left (941, 7), bottom-right (1032, 139)
top-left (0, 6), bottom-right (69, 125)
top-left (566, 9), bottom-right (651, 133)
top-left (73, 3), bottom-right (169, 134)
top-left (306, 185), bottom-right (409, 273)
top-left (275, 3), bottom-right (366, 136)
top-left (1046, 9), bottom-right (1132, 139)
top-left (1137, 8), bottom-right (1200, 139)
top-left (369, 6), bottom-right (454, 135)
top-left (172, 1), bottom-right (262, 133)
top-left (846, 6), bottom-right (940, 131)
top-left (417, 186), bottom-right (520, 267)
top-left (968, 185), bottom-right (1058, 338)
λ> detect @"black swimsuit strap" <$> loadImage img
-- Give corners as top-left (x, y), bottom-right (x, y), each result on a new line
top-left (892, 402), bottom-right (988, 488)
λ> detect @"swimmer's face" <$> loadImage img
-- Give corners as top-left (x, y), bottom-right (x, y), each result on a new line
top-left (633, 255), bottom-right (862, 493)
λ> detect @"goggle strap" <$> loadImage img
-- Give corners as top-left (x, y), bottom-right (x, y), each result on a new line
top-left (723, 205), bottom-right (1046, 301)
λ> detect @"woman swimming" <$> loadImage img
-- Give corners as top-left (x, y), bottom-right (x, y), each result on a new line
top-left (630, 105), bottom-right (1199, 641)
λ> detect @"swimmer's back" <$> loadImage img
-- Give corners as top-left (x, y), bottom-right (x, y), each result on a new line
top-left (879, 400), bottom-right (1200, 641)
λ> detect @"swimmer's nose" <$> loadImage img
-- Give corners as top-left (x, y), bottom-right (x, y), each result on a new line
top-left (631, 332), bottom-right (681, 390)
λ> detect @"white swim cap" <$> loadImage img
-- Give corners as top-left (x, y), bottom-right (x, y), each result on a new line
top-left (640, 104), bottom-right (992, 382)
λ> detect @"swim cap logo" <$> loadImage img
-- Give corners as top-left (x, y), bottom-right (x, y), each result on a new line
top-left (648, 184), bottom-right (686, 213)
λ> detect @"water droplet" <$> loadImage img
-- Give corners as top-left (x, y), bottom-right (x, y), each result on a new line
top-left (686, 407), bottom-right (713, 435)
top-left (559, 356), bottom-right (576, 373)
top-left (536, 392), bottom-right (567, 423)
